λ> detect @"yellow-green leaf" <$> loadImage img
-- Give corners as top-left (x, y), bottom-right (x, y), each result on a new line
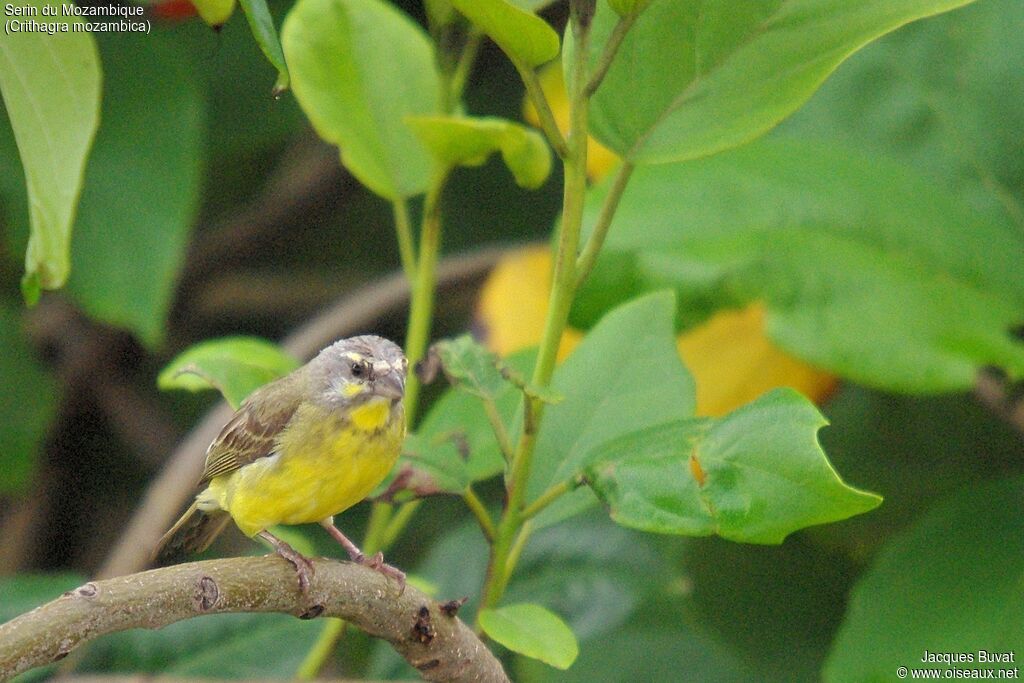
top-left (283, 0), bottom-right (440, 199)
top-left (158, 336), bottom-right (299, 409)
top-left (0, 0), bottom-right (101, 302)
top-left (451, 0), bottom-right (559, 68)
top-left (479, 603), bottom-right (579, 669)
top-left (407, 115), bottom-right (552, 189)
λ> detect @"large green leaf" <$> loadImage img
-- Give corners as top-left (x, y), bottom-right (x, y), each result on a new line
top-left (780, 0), bottom-right (1024, 221)
top-left (568, 0), bottom-right (977, 163)
top-left (825, 477), bottom-right (1024, 682)
top-left (527, 291), bottom-right (696, 527)
top-left (0, 305), bottom-right (57, 495)
top-left (451, 0), bottom-right (559, 69)
top-left (158, 336), bottom-right (299, 409)
top-left (0, 0), bottom-right (101, 302)
top-left (282, 0), bottom-right (440, 199)
top-left (479, 603), bottom-right (579, 670)
top-left (573, 137), bottom-right (1024, 393)
top-left (407, 115), bottom-right (552, 189)
top-left (66, 33), bottom-right (203, 347)
top-left (587, 389), bottom-right (881, 544)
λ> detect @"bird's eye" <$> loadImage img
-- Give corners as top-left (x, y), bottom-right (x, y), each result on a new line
top-left (350, 362), bottom-right (364, 378)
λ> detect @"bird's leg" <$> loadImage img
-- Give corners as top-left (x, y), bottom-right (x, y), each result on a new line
top-left (258, 530), bottom-right (314, 594)
top-left (319, 518), bottom-right (406, 594)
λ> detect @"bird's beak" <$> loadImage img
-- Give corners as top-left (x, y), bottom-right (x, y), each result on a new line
top-left (371, 363), bottom-right (405, 401)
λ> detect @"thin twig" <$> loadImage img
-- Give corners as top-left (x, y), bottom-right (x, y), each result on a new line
top-left (97, 246), bottom-right (515, 580)
top-left (482, 398), bottom-right (515, 463)
top-left (392, 199), bottom-right (417, 284)
top-left (583, 13), bottom-right (637, 97)
top-left (0, 557), bottom-right (508, 682)
top-left (463, 487), bottom-right (496, 542)
top-left (516, 63), bottom-right (570, 159)
top-left (520, 478), bottom-right (574, 521)
top-left (574, 161), bottom-right (634, 289)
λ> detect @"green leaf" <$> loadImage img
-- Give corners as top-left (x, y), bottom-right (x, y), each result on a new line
top-left (587, 389), bottom-right (881, 544)
top-left (781, 0), bottom-right (1024, 220)
top-left (407, 115), bottom-right (552, 189)
top-left (425, 334), bottom-right (557, 404)
top-left (398, 349), bottom-right (537, 495)
top-left (426, 333), bottom-right (512, 400)
top-left (527, 291), bottom-right (696, 527)
top-left (282, 0), bottom-right (440, 199)
top-left (158, 336), bottom-right (299, 409)
top-left (574, 137), bottom-right (1024, 393)
top-left (824, 477), bottom-right (1024, 682)
top-left (66, 33), bottom-right (203, 348)
top-left (568, 0), bottom-right (978, 163)
top-left (238, 0), bottom-right (290, 93)
top-left (451, 0), bottom-right (559, 68)
top-left (0, 0), bottom-right (101, 298)
top-left (380, 429), bottom-right (471, 499)
top-left (0, 305), bottom-right (58, 495)
top-left (479, 603), bottom-right (579, 670)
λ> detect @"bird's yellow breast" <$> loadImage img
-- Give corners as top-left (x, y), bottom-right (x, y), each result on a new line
top-left (203, 398), bottom-right (404, 537)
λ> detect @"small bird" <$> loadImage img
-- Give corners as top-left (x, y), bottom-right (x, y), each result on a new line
top-left (153, 335), bottom-right (408, 592)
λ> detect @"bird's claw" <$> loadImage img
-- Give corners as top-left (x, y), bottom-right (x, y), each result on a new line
top-left (270, 542), bottom-right (314, 595)
top-left (356, 551), bottom-right (406, 595)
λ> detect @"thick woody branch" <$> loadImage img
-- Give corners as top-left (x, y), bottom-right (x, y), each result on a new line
top-left (0, 557), bottom-right (508, 683)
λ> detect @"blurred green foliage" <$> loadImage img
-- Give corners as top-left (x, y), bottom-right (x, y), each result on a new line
top-left (1, 0), bottom-right (1022, 680)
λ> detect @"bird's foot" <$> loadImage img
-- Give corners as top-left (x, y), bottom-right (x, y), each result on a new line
top-left (357, 551), bottom-right (406, 595)
top-left (260, 531), bottom-right (314, 595)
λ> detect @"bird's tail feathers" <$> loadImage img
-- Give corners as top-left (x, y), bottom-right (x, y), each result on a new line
top-left (152, 502), bottom-right (230, 567)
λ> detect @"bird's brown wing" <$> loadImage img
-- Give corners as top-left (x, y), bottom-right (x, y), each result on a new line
top-left (198, 377), bottom-right (302, 485)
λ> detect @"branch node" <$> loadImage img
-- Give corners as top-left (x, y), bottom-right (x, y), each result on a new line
top-left (440, 597), bottom-right (468, 618)
top-left (66, 582), bottom-right (99, 599)
top-left (417, 658), bottom-right (442, 671)
top-left (192, 575), bottom-right (220, 612)
top-left (412, 605), bottom-right (436, 644)
top-left (299, 604), bottom-right (325, 620)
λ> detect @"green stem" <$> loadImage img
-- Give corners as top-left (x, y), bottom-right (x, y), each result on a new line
top-left (520, 478), bottom-right (574, 521)
top-left (381, 500), bottom-right (422, 548)
top-left (463, 487), bottom-right (496, 541)
top-left (403, 173), bottom-right (448, 421)
top-left (449, 30), bottom-right (483, 110)
top-left (574, 161), bottom-right (634, 289)
top-left (392, 199), bottom-right (417, 284)
top-left (295, 619), bottom-right (347, 679)
top-left (516, 62), bottom-right (569, 159)
top-left (583, 13), bottom-right (636, 97)
top-left (483, 398), bottom-right (514, 463)
top-left (479, 7), bottom-right (593, 612)
top-left (504, 520), bottom-right (534, 581)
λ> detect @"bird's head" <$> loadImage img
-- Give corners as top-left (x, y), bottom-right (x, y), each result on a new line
top-left (309, 335), bottom-right (408, 411)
